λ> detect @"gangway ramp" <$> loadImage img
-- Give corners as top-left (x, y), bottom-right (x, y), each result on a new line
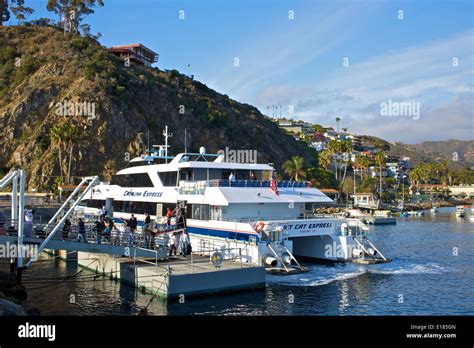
top-left (0, 235), bottom-right (167, 259)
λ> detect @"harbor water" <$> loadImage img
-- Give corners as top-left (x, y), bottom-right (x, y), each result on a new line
top-left (1, 207), bottom-right (473, 315)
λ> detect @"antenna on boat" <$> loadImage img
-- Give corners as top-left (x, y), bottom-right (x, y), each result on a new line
top-left (163, 126), bottom-right (173, 163)
top-left (147, 130), bottom-right (150, 154)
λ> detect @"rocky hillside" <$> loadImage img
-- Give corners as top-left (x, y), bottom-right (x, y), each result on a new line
top-left (0, 25), bottom-right (312, 189)
top-left (408, 140), bottom-right (474, 167)
top-left (359, 136), bottom-right (472, 169)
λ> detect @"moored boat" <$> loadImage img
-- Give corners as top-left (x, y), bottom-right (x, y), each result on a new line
top-left (75, 127), bottom-right (390, 271)
top-left (455, 206), bottom-right (466, 217)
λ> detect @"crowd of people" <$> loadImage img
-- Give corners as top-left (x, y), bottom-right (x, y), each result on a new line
top-left (70, 204), bottom-right (192, 256)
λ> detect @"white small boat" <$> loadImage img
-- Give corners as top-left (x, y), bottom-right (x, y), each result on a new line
top-left (455, 206), bottom-right (466, 217)
top-left (408, 211), bottom-right (424, 216)
top-left (430, 206), bottom-right (438, 213)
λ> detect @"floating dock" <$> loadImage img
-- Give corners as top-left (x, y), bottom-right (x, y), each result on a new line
top-left (0, 234), bottom-right (266, 299)
top-left (75, 251), bottom-right (266, 299)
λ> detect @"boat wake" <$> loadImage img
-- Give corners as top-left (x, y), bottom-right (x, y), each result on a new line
top-left (368, 262), bottom-right (452, 275)
top-left (267, 262), bottom-right (453, 287)
top-left (266, 264), bottom-right (367, 287)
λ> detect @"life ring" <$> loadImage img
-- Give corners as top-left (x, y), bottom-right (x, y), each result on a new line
top-left (255, 221), bottom-right (266, 232)
top-left (210, 252), bottom-right (223, 267)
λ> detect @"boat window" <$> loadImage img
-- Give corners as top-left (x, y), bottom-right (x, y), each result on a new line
top-left (190, 204), bottom-right (210, 220)
top-left (158, 171), bottom-right (178, 186)
top-left (113, 200), bottom-right (157, 215)
top-left (111, 173), bottom-right (154, 187)
top-left (83, 199), bottom-right (105, 209)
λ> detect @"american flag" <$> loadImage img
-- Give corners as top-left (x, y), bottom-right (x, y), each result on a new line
top-left (270, 177), bottom-right (279, 196)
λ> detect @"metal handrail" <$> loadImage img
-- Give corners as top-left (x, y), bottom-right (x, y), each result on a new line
top-left (26, 176), bottom-right (99, 268)
top-left (177, 179), bottom-right (311, 194)
top-left (365, 238), bottom-right (387, 261)
top-left (266, 243), bottom-right (289, 272)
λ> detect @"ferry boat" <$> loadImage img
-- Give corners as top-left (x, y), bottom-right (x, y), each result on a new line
top-left (76, 128), bottom-right (389, 271)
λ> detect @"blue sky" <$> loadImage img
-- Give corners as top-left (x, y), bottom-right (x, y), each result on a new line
top-left (12, 0), bottom-right (474, 143)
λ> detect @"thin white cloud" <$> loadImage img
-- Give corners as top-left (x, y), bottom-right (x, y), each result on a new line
top-left (253, 29), bottom-right (474, 142)
top-left (207, 1), bottom-right (383, 101)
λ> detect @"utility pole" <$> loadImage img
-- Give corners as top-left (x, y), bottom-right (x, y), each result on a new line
top-left (184, 128), bottom-right (187, 153)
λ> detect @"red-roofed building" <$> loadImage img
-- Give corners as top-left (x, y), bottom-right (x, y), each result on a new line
top-left (312, 132), bottom-right (325, 142)
top-left (107, 43), bottom-right (159, 67)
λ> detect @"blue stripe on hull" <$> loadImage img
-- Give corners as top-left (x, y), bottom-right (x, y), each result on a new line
top-left (187, 226), bottom-right (258, 242)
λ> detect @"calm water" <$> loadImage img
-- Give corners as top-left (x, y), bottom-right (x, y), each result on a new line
top-left (2, 207), bottom-right (473, 315)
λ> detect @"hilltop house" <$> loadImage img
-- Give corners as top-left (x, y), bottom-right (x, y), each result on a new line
top-left (107, 43), bottom-right (159, 67)
top-left (310, 132), bottom-right (327, 151)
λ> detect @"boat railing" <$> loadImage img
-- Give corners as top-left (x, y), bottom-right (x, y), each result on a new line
top-left (217, 214), bottom-right (342, 223)
top-left (178, 179), bottom-right (311, 194)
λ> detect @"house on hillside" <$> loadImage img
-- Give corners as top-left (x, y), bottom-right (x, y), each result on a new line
top-left (410, 183), bottom-right (448, 195)
top-left (386, 162), bottom-right (401, 179)
top-left (369, 166), bottom-right (388, 178)
top-left (107, 43), bottom-right (159, 67)
top-left (310, 132), bottom-right (327, 151)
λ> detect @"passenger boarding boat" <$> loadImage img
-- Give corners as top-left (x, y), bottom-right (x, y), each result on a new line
top-left (77, 128), bottom-right (389, 271)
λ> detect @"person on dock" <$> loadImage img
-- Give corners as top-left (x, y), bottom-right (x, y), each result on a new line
top-left (100, 206), bottom-right (108, 220)
top-left (144, 213), bottom-right (154, 248)
top-left (168, 232), bottom-right (177, 256)
top-left (78, 218), bottom-right (87, 243)
top-left (24, 209), bottom-right (33, 237)
top-left (111, 225), bottom-right (120, 245)
top-left (128, 214), bottom-right (137, 234)
top-left (166, 208), bottom-right (173, 227)
top-left (62, 219), bottom-right (72, 241)
top-left (173, 205), bottom-right (187, 230)
top-left (181, 231), bottom-right (191, 256)
top-left (95, 217), bottom-right (108, 244)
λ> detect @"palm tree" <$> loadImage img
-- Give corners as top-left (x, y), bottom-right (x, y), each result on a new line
top-left (319, 150), bottom-right (332, 169)
top-left (409, 166), bottom-right (421, 192)
top-left (358, 155), bottom-right (371, 182)
top-left (335, 117), bottom-right (341, 134)
top-left (419, 163), bottom-right (430, 185)
top-left (61, 124), bottom-right (77, 184)
top-left (339, 140), bottom-right (352, 188)
top-left (326, 139), bottom-right (341, 180)
top-left (375, 152), bottom-right (386, 197)
top-left (283, 156), bottom-right (306, 181)
top-left (438, 160), bottom-right (448, 185)
top-left (50, 124), bottom-right (64, 180)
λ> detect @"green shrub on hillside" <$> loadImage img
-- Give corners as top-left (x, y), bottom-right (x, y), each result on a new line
top-left (70, 37), bottom-right (90, 51)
